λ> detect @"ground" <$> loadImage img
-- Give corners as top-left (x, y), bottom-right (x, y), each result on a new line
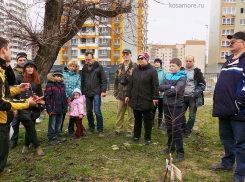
top-left (0, 92), bottom-right (235, 182)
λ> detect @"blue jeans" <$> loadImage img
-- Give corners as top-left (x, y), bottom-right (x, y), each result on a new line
top-left (182, 96), bottom-right (197, 132)
top-left (11, 117), bottom-right (20, 144)
top-left (47, 114), bottom-right (63, 139)
top-left (219, 118), bottom-right (245, 181)
top-left (86, 95), bottom-right (103, 131)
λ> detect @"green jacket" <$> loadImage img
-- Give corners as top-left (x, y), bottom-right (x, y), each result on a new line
top-left (114, 61), bottom-right (137, 100)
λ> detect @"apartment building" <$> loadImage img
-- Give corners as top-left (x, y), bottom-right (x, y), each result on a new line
top-left (207, 0), bottom-right (245, 73)
top-left (0, 0), bottom-right (31, 66)
top-left (59, 0), bottom-right (148, 69)
top-left (148, 40), bottom-right (206, 73)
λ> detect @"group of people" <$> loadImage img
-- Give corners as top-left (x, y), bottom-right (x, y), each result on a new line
top-left (0, 31), bottom-right (244, 182)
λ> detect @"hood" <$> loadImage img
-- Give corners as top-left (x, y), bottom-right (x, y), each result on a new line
top-left (175, 69), bottom-right (188, 79)
top-left (23, 60), bottom-right (37, 72)
top-left (166, 68), bottom-right (187, 80)
top-left (72, 88), bottom-right (82, 95)
top-left (47, 73), bottom-right (65, 83)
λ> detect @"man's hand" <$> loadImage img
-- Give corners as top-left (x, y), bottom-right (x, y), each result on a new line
top-left (153, 100), bottom-right (158, 107)
top-left (79, 114), bottom-right (84, 119)
top-left (125, 97), bottom-right (130, 104)
top-left (101, 92), bottom-right (106, 97)
top-left (13, 110), bottom-right (18, 117)
top-left (28, 97), bottom-right (37, 107)
top-left (19, 83), bottom-right (30, 91)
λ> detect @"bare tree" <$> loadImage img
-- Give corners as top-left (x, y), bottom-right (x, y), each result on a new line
top-left (0, 0), bottom-right (135, 82)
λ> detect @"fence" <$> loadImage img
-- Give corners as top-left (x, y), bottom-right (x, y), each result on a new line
top-left (107, 72), bottom-right (220, 92)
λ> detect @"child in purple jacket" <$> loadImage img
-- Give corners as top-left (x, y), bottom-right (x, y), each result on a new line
top-left (67, 88), bottom-right (87, 140)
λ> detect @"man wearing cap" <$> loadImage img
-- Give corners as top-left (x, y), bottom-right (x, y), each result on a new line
top-left (211, 32), bottom-right (245, 182)
top-left (113, 49), bottom-right (137, 138)
top-left (125, 52), bottom-right (159, 145)
top-left (181, 55), bottom-right (206, 138)
top-left (13, 52), bottom-right (27, 76)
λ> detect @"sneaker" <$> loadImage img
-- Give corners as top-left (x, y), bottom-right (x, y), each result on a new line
top-left (129, 137), bottom-right (140, 143)
top-left (22, 146), bottom-right (29, 154)
top-left (112, 131), bottom-right (121, 137)
top-left (56, 136), bottom-right (66, 142)
top-left (10, 143), bottom-right (17, 150)
top-left (36, 146), bottom-right (45, 156)
top-left (184, 131), bottom-right (191, 138)
top-left (49, 139), bottom-right (60, 145)
top-left (126, 132), bottom-right (132, 138)
top-left (72, 136), bottom-right (82, 140)
top-left (160, 148), bottom-right (176, 154)
top-left (86, 128), bottom-right (95, 135)
top-left (98, 131), bottom-right (104, 138)
top-left (143, 140), bottom-right (150, 145)
top-left (210, 164), bottom-right (233, 171)
top-left (174, 153), bottom-right (184, 162)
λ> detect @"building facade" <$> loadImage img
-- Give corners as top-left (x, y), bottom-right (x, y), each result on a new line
top-left (59, 0), bottom-right (148, 69)
top-left (148, 40), bottom-right (206, 73)
top-left (0, 0), bottom-right (32, 66)
top-left (207, 0), bottom-right (245, 73)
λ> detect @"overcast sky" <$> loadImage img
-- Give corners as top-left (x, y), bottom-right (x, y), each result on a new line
top-left (148, 0), bottom-right (211, 45)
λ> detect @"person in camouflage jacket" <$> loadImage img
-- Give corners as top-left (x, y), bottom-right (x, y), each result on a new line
top-left (113, 49), bottom-right (137, 138)
top-left (12, 52), bottom-right (27, 76)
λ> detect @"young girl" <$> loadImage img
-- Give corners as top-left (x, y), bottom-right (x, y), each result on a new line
top-left (67, 88), bottom-right (87, 140)
top-left (62, 60), bottom-right (81, 135)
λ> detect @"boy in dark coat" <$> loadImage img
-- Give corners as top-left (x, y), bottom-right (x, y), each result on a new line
top-left (45, 69), bottom-right (68, 145)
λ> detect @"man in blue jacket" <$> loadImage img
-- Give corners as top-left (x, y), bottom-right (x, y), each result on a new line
top-left (211, 32), bottom-right (245, 182)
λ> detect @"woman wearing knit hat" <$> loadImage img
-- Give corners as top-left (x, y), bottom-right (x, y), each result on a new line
top-left (14, 60), bottom-right (45, 156)
top-left (125, 52), bottom-right (159, 145)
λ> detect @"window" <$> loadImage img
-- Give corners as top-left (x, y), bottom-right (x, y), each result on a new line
top-left (114, 39), bottom-right (120, 44)
top-left (62, 51), bottom-right (67, 55)
top-left (115, 17), bottom-right (120, 22)
top-left (80, 49), bottom-right (86, 54)
top-left (71, 50), bottom-right (77, 55)
top-left (99, 38), bottom-right (107, 44)
top-left (221, 40), bottom-right (230, 48)
top-left (222, 18), bottom-right (235, 25)
top-left (221, 51), bottom-right (232, 59)
top-left (92, 38), bottom-right (95, 43)
top-left (240, 19), bottom-right (245, 25)
top-left (71, 39), bottom-right (77, 44)
top-left (99, 50), bottom-right (107, 55)
top-left (223, 7), bottom-right (236, 15)
top-left (115, 28), bottom-right (120, 34)
top-left (222, 29), bottom-right (234, 36)
top-left (92, 26), bottom-right (95, 32)
top-left (223, 0), bottom-right (236, 2)
top-left (101, 17), bottom-right (108, 22)
top-left (114, 50), bottom-right (120, 55)
top-left (81, 38), bottom-right (86, 43)
top-left (81, 27), bottom-right (86, 32)
top-left (87, 49), bottom-right (95, 53)
top-left (99, 27), bottom-right (107, 33)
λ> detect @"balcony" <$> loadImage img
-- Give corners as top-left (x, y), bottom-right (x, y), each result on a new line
top-left (62, 54), bottom-right (68, 60)
top-left (62, 43), bottom-right (67, 49)
top-left (114, 44), bottom-right (120, 48)
top-left (99, 31), bottom-right (111, 36)
top-left (114, 33), bottom-right (120, 37)
top-left (115, 21), bottom-right (120, 26)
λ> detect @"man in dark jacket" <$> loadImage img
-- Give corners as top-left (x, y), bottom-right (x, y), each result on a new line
top-left (125, 52), bottom-right (159, 145)
top-left (0, 37), bottom-right (36, 177)
top-left (80, 51), bottom-right (107, 138)
top-left (182, 55), bottom-right (206, 138)
top-left (211, 32), bottom-right (245, 182)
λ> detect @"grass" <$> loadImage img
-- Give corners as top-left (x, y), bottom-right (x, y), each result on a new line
top-left (1, 93), bottom-right (235, 182)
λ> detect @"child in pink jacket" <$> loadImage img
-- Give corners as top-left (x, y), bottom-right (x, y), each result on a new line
top-left (67, 88), bottom-right (87, 139)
